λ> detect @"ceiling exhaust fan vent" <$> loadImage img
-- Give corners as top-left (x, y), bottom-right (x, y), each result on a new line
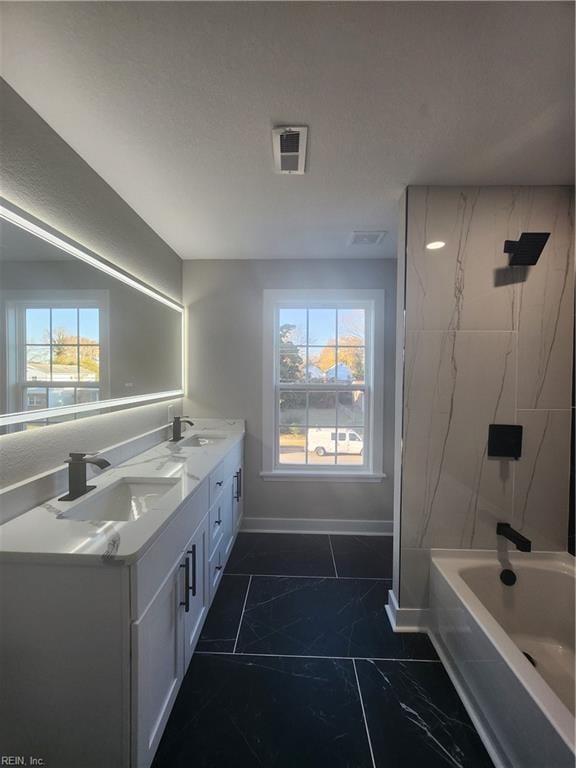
top-left (350, 231), bottom-right (387, 246)
top-left (272, 126), bottom-right (308, 175)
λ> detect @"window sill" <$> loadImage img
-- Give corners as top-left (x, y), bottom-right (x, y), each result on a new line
top-left (260, 471), bottom-right (386, 483)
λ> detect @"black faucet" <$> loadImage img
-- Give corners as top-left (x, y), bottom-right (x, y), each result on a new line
top-left (58, 452), bottom-right (111, 501)
top-left (496, 522), bottom-right (532, 552)
top-left (171, 415), bottom-right (194, 442)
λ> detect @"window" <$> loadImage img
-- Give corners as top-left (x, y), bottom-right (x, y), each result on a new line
top-left (5, 292), bottom-right (109, 423)
top-left (262, 290), bottom-right (384, 479)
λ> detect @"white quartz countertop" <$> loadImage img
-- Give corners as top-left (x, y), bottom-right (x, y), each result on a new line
top-left (0, 419), bottom-right (244, 565)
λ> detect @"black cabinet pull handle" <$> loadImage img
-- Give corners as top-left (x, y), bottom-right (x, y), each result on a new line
top-left (187, 545), bottom-right (197, 597)
top-left (235, 468), bottom-right (242, 501)
top-left (215, 565), bottom-right (223, 572)
top-left (216, 480), bottom-right (224, 487)
top-left (179, 556), bottom-right (191, 612)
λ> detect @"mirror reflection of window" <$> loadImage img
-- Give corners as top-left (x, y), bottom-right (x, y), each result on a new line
top-left (6, 296), bottom-right (108, 427)
top-left (1, 214), bottom-right (183, 432)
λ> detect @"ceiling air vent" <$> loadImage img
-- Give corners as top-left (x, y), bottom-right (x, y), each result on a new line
top-left (272, 126), bottom-right (308, 174)
top-left (350, 231), bottom-right (387, 246)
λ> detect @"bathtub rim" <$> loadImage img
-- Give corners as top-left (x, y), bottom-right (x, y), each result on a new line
top-left (430, 548), bottom-right (575, 754)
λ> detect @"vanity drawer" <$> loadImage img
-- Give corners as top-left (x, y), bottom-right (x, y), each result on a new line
top-left (208, 496), bottom-right (224, 556)
top-left (209, 463), bottom-right (227, 506)
top-left (131, 479), bottom-right (209, 620)
top-left (208, 538), bottom-right (225, 602)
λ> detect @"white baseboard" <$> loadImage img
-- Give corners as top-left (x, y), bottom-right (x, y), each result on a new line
top-left (240, 516), bottom-right (392, 536)
top-left (385, 589), bottom-right (429, 633)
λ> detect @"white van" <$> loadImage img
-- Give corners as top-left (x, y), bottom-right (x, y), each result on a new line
top-left (307, 428), bottom-right (363, 456)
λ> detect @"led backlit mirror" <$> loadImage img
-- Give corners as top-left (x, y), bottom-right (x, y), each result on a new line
top-left (0, 207), bottom-right (183, 432)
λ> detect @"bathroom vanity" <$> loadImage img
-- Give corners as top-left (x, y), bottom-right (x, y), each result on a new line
top-left (0, 421), bottom-right (244, 768)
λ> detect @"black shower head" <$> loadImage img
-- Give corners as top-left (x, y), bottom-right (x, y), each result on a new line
top-left (504, 232), bottom-right (550, 266)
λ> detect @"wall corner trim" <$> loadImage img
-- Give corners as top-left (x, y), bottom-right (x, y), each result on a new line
top-left (385, 589), bottom-right (429, 633)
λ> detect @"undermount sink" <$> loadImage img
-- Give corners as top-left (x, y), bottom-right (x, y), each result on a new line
top-left (60, 477), bottom-right (180, 522)
top-left (179, 434), bottom-right (228, 448)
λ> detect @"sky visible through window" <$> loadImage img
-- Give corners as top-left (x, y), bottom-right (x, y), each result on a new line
top-left (26, 307), bottom-right (99, 344)
top-left (279, 307), bottom-right (365, 347)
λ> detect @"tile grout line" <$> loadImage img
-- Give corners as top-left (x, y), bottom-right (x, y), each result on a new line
top-left (196, 650), bottom-right (441, 663)
top-left (232, 575), bottom-right (252, 654)
top-left (225, 572), bottom-right (391, 582)
top-left (328, 535), bottom-right (339, 577)
top-left (353, 659), bottom-right (377, 768)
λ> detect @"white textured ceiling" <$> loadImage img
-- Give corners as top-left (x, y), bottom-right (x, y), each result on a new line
top-left (1, 2), bottom-right (574, 260)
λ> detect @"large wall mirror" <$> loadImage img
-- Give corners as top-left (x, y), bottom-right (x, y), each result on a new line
top-left (0, 204), bottom-right (183, 432)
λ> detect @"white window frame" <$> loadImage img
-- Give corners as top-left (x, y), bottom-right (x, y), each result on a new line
top-left (261, 289), bottom-right (385, 481)
top-left (4, 290), bottom-right (110, 418)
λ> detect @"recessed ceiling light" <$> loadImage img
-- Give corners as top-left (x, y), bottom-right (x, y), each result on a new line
top-left (426, 241), bottom-right (446, 250)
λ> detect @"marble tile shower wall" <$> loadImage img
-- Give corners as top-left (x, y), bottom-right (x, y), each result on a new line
top-left (400, 186), bottom-right (574, 607)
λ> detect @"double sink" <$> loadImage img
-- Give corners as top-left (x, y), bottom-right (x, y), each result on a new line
top-left (60, 434), bottom-right (227, 523)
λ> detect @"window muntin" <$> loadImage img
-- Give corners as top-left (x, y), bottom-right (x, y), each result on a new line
top-left (274, 301), bottom-right (373, 472)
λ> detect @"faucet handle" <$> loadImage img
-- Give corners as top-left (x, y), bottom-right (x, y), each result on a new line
top-left (68, 451), bottom-right (100, 462)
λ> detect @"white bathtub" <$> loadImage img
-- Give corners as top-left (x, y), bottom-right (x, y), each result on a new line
top-left (428, 550), bottom-right (575, 768)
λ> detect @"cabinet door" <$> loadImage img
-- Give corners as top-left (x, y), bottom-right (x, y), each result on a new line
top-left (183, 518), bottom-right (208, 669)
top-left (207, 538), bottom-right (225, 603)
top-left (132, 554), bottom-right (185, 768)
top-left (232, 465), bottom-right (243, 534)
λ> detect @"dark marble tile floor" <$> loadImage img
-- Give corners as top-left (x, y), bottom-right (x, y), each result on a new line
top-left (356, 659), bottom-right (494, 767)
top-left (235, 576), bottom-right (433, 659)
top-left (331, 534), bottom-right (393, 579)
top-left (225, 532), bottom-right (336, 576)
top-left (153, 533), bottom-right (493, 768)
top-left (196, 574), bottom-right (250, 653)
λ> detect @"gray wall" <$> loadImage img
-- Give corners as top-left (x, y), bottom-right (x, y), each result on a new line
top-left (0, 80), bottom-right (182, 301)
top-left (183, 258), bottom-right (396, 529)
top-left (0, 81), bottom-right (183, 489)
top-left (398, 186), bottom-right (574, 608)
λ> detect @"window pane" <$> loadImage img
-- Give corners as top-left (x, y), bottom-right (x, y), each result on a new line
top-left (26, 309), bottom-right (50, 344)
top-left (279, 347), bottom-right (305, 383)
top-left (279, 309), bottom-right (307, 347)
top-left (79, 308), bottom-right (99, 344)
top-left (76, 388), bottom-right (100, 404)
top-left (52, 346), bottom-right (78, 381)
top-left (338, 390), bottom-right (365, 426)
top-left (337, 348), bottom-right (365, 384)
top-left (307, 428), bottom-right (336, 465)
top-left (307, 347), bottom-right (333, 382)
top-left (308, 391), bottom-right (336, 426)
top-left (79, 347), bottom-right (100, 381)
top-left (279, 391), bottom-right (306, 426)
top-left (52, 308), bottom-right (78, 344)
top-left (279, 426), bottom-right (306, 465)
top-left (24, 387), bottom-right (47, 411)
top-left (26, 346), bottom-right (50, 380)
top-left (336, 428), bottom-right (365, 466)
top-left (308, 308), bottom-right (336, 346)
top-left (48, 388), bottom-right (75, 407)
top-left (338, 308), bottom-right (365, 345)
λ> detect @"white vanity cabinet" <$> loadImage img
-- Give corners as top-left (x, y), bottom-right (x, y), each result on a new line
top-left (0, 436), bottom-right (244, 768)
top-left (131, 484), bottom-right (210, 768)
